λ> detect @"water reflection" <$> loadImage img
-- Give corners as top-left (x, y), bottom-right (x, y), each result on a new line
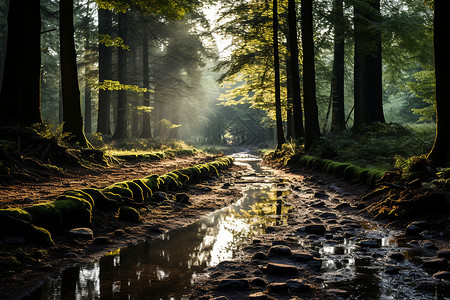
top-left (30, 158), bottom-right (290, 300)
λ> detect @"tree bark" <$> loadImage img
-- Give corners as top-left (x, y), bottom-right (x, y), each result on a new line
top-left (141, 37), bottom-right (153, 138)
top-left (353, 0), bottom-right (384, 129)
top-left (288, 0), bottom-right (304, 139)
top-left (0, 0), bottom-right (42, 126)
top-left (330, 0), bottom-right (345, 131)
top-left (84, 8), bottom-right (91, 134)
top-left (113, 11), bottom-right (129, 140)
top-left (60, 0), bottom-right (89, 147)
top-left (427, 0), bottom-right (450, 166)
top-left (273, 0), bottom-right (286, 150)
top-left (301, 0), bottom-right (321, 151)
top-left (97, 8), bottom-right (112, 135)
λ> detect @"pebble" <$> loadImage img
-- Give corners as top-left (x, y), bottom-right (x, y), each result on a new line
top-left (218, 279), bottom-right (250, 290)
top-left (93, 236), bottom-right (110, 244)
top-left (385, 265), bottom-right (401, 275)
top-left (327, 289), bottom-right (350, 298)
top-left (422, 258), bottom-right (448, 271)
top-left (252, 252), bottom-right (267, 260)
top-left (291, 252), bottom-right (314, 262)
top-left (319, 212), bottom-right (337, 219)
top-left (304, 224), bottom-right (326, 235)
top-left (64, 252), bottom-right (78, 258)
top-left (265, 263), bottom-right (299, 276)
top-left (268, 245), bottom-right (292, 257)
top-left (388, 252), bottom-right (405, 261)
top-left (437, 249), bottom-right (450, 259)
top-left (335, 203), bottom-right (352, 209)
top-left (286, 279), bottom-right (313, 293)
top-left (69, 228), bottom-right (93, 240)
top-left (357, 239), bottom-right (380, 248)
top-left (250, 277), bottom-right (268, 287)
top-left (415, 281), bottom-right (435, 292)
top-left (268, 282), bottom-right (289, 294)
top-left (405, 224), bottom-right (423, 236)
top-left (433, 271), bottom-right (450, 280)
top-left (247, 292), bottom-right (276, 300)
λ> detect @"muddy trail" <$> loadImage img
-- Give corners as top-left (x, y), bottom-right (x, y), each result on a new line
top-left (12, 153), bottom-right (449, 300)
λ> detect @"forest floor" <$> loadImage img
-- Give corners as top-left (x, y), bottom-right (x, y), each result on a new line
top-left (0, 151), bottom-right (449, 299)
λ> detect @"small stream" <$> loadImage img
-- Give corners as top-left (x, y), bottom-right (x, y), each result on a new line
top-left (28, 154), bottom-right (449, 299)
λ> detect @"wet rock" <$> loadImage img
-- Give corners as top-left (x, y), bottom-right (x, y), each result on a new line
top-left (405, 222), bottom-right (426, 236)
top-left (211, 297), bottom-right (228, 300)
top-left (305, 224), bottom-right (326, 235)
top-left (69, 228), bottom-right (93, 239)
top-left (268, 282), bottom-right (288, 294)
top-left (145, 225), bottom-right (165, 234)
top-left (308, 259), bottom-right (322, 270)
top-left (422, 258), bottom-right (448, 271)
top-left (153, 191), bottom-right (168, 202)
top-left (311, 201), bottom-right (326, 208)
top-left (252, 239), bottom-right (262, 244)
top-left (356, 202), bottom-right (366, 209)
top-left (221, 183), bottom-right (231, 189)
top-left (266, 262), bottom-right (299, 276)
top-left (357, 239), bottom-right (380, 248)
top-left (112, 229), bottom-right (126, 237)
top-left (64, 252), bottom-right (78, 258)
top-left (253, 252), bottom-right (267, 260)
top-left (415, 281), bottom-right (435, 292)
top-left (250, 277), bottom-right (268, 287)
top-left (247, 292), bottom-right (276, 300)
top-left (175, 193), bottom-right (191, 205)
top-left (385, 265), bottom-right (401, 275)
top-left (344, 232), bottom-right (354, 238)
top-left (218, 279), bottom-right (250, 290)
top-left (265, 226), bottom-right (283, 233)
top-left (388, 252), bottom-right (405, 261)
top-left (319, 212), bottom-right (337, 219)
top-left (93, 236), bottom-right (110, 244)
top-left (268, 245), bottom-right (292, 257)
top-left (291, 252), bottom-right (314, 262)
top-left (327, 289), bottom-right (350, 298)
top-left (437, 249), bottom-right (450, 259)
top-left (329, 184), bottom-right (345, 194)
top-left (422, 240), bottom-right (437, 250)
top-left (272, 240), bottom-right (288, 246)
top-left (118, 206), bottom-right (141, 223)
top-left (433, 271), bottom-right (450, 280)
top-left (325, 233), bottom-right (334, 239)
top-left (234, 271), bottom-right (247, 278)
top-left (314, 191), bottom-right (329, 199)
top-left (335, 203), bottom-right (352, 210)
top-left (286, 279), bottom-right (313, 293)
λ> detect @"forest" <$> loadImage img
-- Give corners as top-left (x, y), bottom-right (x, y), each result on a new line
top-left (0, 0), bottom-right (449, 299)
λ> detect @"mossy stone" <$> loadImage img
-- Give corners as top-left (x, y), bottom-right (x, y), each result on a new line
top-left (118, 206), bottom-right (141, 223)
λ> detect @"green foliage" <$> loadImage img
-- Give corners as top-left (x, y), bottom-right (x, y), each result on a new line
top-left (98, 80), bottom-right (154, 93)
top-left (98, 34), bottom-right (130, 50)
top-left (408, 70), bottom-right (436, 121)
top-left (394, 154), bottom-right (431, 180)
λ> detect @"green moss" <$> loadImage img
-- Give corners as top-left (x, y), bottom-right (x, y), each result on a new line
top-left (103, 185), bottom-right (133, 199)
top-left (143, 174), bottom-right (161, 191)
top-left (57, 189), bottom-right (95, 207)
top-left (131, 179), bottom-right (153, 201)
top-left (81, 188), bottom-right (123, 209)
top-left (124, 181), bottom-right (144, 203)
top-left (118, 206), bottom-right (141, 223)
top-left (0, 208), bottom-right (31, 223)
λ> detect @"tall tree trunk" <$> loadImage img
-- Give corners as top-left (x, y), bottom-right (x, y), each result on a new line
top-left (353, 0), bottom-right (384, 129)
top-left (97, 8), bottom-right (112, 135)
top-left (301, 0), bottom-right (321, 151)
top-left (427, 0), bottom-right (450, 166)
top-left (113, 11), bottom-right (129, 140)
top-left (330, 0), bottom-right (345, 131)
top-left (286, 57), bottom-right (293, 140)
top-left (0, 0), bottom-right (42, 126)
top-left (273, 0), bottom-right (286, 150)
top-left (141, 37), bottom-right (152, 138)
top-left (288, 0), bottom-right (304, 139)
top-left (84, 6), bottom-right (91, 134)
top-left (60, 0), bottom-right (89, 147)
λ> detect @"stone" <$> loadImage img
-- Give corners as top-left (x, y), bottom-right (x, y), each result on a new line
top-left (112, 229), bottom-right (126, 237)
top-left (69, 228), bottom-right (93, 239)
top-left (253, 252), bottom-right (267, 260)
top-left (145, 225), bottom-right (165, 234)
top-left (250, 277), bottom-right (268, 287)
top-left (422, 258), bottom-right (448, 271)
top-left (433, 271), bottom-right (450, 280)
top-left (153, 191), bottom-right (168, 202)
top-left (305, 224), bottom-right (326, 235)
top-left (319, 212), bottom-right (337, 219)
top-left (211, 297), bottom-right (228, 300)
top-left (314, 191), bottom-right (329, 199)
top-left (266, 262), bottom-right (299, 276)
top-left (291, 252), bottom-right (314, 262)
top-left (286, 279), bottom-right (313, 293)
top-left (437, 249), bottom-right (450, 259)
top-left (415, 281), bottom-right (435, 292)
top-left (405, 224), bottom-right (423, 236)
top-left (357, 240), bottom-right (380, 248)
top-left (329, 184), bottom-right (345, 194)
top-left (328, 289), bottom-right (350, 298)
top-left (385, 266), bottom-right (401, 275)
top-left (64, 252), bottom-right (78, 258)
top-left (272, 240), bottom-right (288, 246)
top-left (388, 252), bottom-right (404, 261)
top-left (218, 279), bottom-right (250, 290)
top-left (268, 245), bottom-right (292, 257)
top-left (308, 259), bottom-right (322, 270)
top-left (118, 206), bottom-right (141, 223)
top-left (335, 203), bottom-right (352, 210)
top-left (175, 193), bottom-right (191, 205)
top-left (268, 282), bottom-right (289, 294)
top-left (247, 292), bottom-right (276, 300)
top-left (93, 236), bottom-right (110, 244)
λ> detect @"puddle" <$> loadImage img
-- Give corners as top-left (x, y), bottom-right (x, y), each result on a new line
top-left (28, 155), bottom-right (291, 299)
